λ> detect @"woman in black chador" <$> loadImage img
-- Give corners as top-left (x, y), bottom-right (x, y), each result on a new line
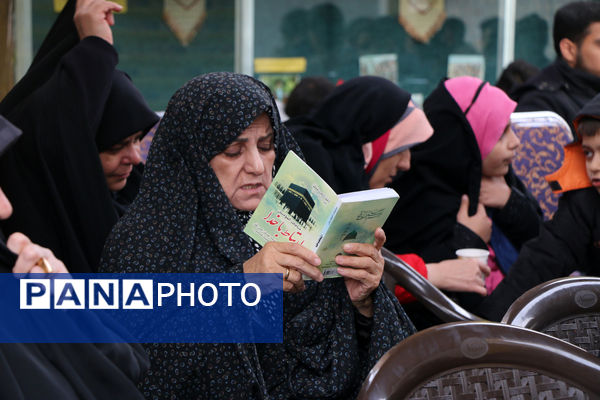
top-left (0, 0), bottom-right (158, 272)
top-left (101, 72), bottom-right (415, 399)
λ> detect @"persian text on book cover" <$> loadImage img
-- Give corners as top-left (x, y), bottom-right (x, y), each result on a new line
top-left (246, 151), bottom-right (337, 250)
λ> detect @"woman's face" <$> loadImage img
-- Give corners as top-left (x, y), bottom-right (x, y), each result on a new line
top-left (209, 113), bottom-right (276, 211)
top-left (99, 131), bottom-right (143, 192)
top-left (482, 125), bottom-right (520, 177)
top-left (368, 149), bottom-right (411, 188)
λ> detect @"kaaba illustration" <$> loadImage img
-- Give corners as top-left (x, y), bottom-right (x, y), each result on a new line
top-left (280, 183), bottom-right (315, 225)
top-left (342, 230), bottom-right (357, 241)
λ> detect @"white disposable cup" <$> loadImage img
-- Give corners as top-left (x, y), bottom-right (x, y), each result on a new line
top-left (455, 248), bottom-right (490, 266)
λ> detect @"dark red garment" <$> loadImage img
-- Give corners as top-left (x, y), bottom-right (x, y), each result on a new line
top-left (394, 253), bottom-right (427, 303)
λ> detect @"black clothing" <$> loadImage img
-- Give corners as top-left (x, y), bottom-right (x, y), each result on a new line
top-left (478, 188), bottom-right (600, 321)
top-left (0, 116), bottom-right (21, 157)
top-left (95, 71), bottom-right (158, 152)
top-left (286, 76), bottom-right (411, 193)
top-left (385, 80), bottom-right (541, 263)
top-left (0, 0), bottom-right (158, 272)
top-left (0, 241), bottom-right (149, 399)
top-left (512, 59), bottom-right (600, 134)
top-left (383, 79), bottom-right (542, 323)
top-left (0, 38), bottom-right (119, 272)
top-left (101, 72), bottom-right (415, 399)
top-left (0, 342), bottom-right (148, 400)
top-left (0, 242), bottom-right (16, 272)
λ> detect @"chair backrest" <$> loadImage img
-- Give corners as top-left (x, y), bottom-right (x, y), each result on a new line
top-left (357, 321), bottom-right (600, 400)
top-left (502, 276), bottom-right (600, 357)
top-left (382, 248), bottom-right (483, 323)
top-left (511, 111), bottom-right (574, 220)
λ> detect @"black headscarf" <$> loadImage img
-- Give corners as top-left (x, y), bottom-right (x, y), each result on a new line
top-left (100, 72), bottom-right (414, 399)
top-left (0, 116), bottom-right (21, 271)
top-left (383, 79), bottom-right (485, 261)
top-left (0, 117), bottom-right (149, 400)
top-left (0, 0), bottom-right (158, 272)
top-left (96, 70), bottom-right (158, 152)
top-left (287, 76), bottom-right (411, 193)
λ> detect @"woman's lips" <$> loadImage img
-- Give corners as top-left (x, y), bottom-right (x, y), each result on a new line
top-left (240, 183), bottom-right (262, 189)
top-left (114, 168), bottom-right (132, 180)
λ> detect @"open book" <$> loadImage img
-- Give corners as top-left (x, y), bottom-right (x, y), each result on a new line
top-left (243, 151), bottom-right (399, 278)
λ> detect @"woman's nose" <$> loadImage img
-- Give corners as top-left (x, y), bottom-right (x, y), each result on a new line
top-left (397, 150), bottom-right (411, 171)
top-left (508, 130), bottom-right (520, 149)
top-left (244, 147), bottom-right (265, 174)
top-left (124, 143), bottom-right (142, 164)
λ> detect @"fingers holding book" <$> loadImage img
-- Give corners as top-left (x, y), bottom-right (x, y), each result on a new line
top-left (243, 242), bottom-right (324, 293)
top-left (335, 228), bottom-right (386, 317)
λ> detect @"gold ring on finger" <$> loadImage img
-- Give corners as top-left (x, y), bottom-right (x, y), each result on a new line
top-left (36, 257), bottom-right (53, 273)
top-left (284, 268), bottom-right (290, 281)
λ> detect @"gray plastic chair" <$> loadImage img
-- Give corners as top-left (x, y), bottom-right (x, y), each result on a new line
top-left (502, 276), bottom-right (600, 357)
top-left (358, 321), bottom-right (600, 400)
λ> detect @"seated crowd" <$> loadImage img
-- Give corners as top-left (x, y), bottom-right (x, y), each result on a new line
top-left (1, 0), bottom-right (600, 398)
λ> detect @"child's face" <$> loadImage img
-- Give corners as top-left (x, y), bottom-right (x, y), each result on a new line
top-left (482, 125), bottom-right (520, 177)
top-left (582, 133), bottom-right (600, 193)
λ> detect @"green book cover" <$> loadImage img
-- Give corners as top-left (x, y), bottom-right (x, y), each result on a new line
top-left (243, 151), bottom-right (399, 278)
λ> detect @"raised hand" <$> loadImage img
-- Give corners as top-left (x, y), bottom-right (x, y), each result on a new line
top-left (74, 0), bottom-right (123, 44)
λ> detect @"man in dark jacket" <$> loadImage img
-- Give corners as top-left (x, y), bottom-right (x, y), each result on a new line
top-left (478, 93), bottom-right (600, 321)
top-left (512, 1), bottom-right (600, 133)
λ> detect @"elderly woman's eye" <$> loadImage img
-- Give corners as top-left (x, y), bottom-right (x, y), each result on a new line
top-left (223, 144), bottom-right (242, 157)
top-left (258, 140), bottom-right (274, 152)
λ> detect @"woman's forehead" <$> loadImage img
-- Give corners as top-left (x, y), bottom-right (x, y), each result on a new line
top-left (238, 113), bottom-right (272, 134)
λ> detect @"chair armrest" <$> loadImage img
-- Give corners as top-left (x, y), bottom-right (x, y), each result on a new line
top-left (382, 247), bottom-right (484, 322)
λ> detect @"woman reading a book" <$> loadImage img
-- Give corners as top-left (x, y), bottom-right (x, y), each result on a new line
top-left (100, 72), bottom-right (414, 399)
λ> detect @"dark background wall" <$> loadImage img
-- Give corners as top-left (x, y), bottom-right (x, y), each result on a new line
top-left (32, 0), bottom-right (234, 111)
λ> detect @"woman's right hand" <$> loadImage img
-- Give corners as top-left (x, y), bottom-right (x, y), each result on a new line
top-left (7, 232), bottom-right (69, 274)
top-left (243, 242), bottom-right (324, 293)
top-left (74, 0), bottom-right (123, 44)
top-left (426, 258), bottom-right (490, 296)
top-left (456, 194), bottom-right (492, 243)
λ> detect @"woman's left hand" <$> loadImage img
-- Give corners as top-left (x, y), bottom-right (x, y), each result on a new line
top-left (336, 228), bottom-right (386, 317)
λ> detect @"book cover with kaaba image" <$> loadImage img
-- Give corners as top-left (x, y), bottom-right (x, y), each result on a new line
top-left (244, 151), bottom-right (398, 278)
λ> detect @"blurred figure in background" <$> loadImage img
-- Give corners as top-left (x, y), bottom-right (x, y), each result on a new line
top-left (496, 59), bottom-right (540, 96)
top-left (284, 76), bottom-right (335, 120)
top-left (512, 1), bottom-right (600, 132)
